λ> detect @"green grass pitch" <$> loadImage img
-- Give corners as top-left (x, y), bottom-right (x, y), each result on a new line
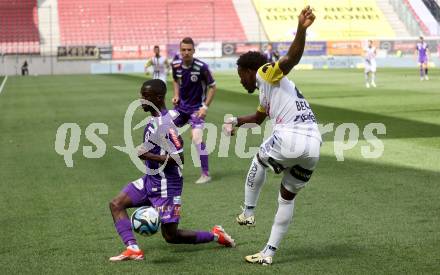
top-left (0, 69), bottom-right (439, 274)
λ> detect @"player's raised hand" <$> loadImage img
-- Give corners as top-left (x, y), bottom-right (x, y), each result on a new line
top-left (298, 6), bottom-right (315, 29)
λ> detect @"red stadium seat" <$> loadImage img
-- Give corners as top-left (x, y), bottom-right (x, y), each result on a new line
top-left (58, 0), bottom-right (246, 47)
top-left (0, 0), bottom-right (39, 54)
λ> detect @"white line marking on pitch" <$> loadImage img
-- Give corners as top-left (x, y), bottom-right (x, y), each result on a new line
top-left (0, 76), bottom-right (8, 95)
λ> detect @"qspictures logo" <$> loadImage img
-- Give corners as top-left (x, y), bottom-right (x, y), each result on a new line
top-left (54, 99), bottom-right (386, 173)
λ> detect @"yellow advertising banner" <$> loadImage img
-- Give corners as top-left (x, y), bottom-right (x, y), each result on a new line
top-left (253, 0), bottom-right (396, 41)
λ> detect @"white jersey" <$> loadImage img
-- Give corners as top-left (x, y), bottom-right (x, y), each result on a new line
top-left (146, 56), bottom-right (168, 83)
top-left (255, 62), bottom-right (321, 142)
top-left (365, 46), bottom-right (376, 62)
top-left (364, 46), bottom-right (377, 72)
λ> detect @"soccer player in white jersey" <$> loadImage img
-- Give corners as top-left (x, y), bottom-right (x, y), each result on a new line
top-left (364, 40), bottom-right (377, 88)
top-left (223, 6), bottom-right (319, 265)
top-left (145, 45), bottom-right (170, 84)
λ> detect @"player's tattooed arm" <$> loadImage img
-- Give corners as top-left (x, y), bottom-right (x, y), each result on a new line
top-left (278, 6), bottom-right (315, 75)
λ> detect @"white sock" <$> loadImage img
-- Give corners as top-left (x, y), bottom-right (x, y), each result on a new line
top-left (263, 192), bottom-right (295, 257)
top-left (371, 73), bottom-right (376, 83)
top-left (244, 155), bottom-right (267, 217)
top-left (128, 244), bottom-right (140, 251)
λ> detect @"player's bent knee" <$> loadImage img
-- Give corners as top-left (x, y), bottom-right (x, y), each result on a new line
top-left (191, 135), bottom-right (203, 145)
top-left (161, 224), bottom-right (179, 244)
top-left (162, 233), bottom-right (178, 244)
top-left (282, 181), bottom-right (306, 194)
top-left (162, 232), bottom-right (180, 244)
top-left (255, 153), bottom-right (268, 169)
top-left (109, 198), bottom-right (124, 212)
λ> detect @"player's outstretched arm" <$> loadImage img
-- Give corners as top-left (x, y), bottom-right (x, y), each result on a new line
top-left (237, 111), bottom-right (267, 126)
top-left (278, 6), bottom-right (315, 75)
top-left (223, 111), bottom-right (267, 136)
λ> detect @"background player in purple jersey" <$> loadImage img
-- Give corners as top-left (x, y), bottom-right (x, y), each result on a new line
top-left (171, 37), bottom-right (217, 184)
top-left (108, 79), bottom-right (234, 262)
top-left (415, 36), bottom-right (430, 81)
top-left (263, 43), bottom-right (280, 63)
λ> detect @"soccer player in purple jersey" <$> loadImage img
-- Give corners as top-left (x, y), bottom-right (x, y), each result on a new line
top-left (171, 37), bottom-right (217, 184)
top-left (415, 36), bottom-right (430, 81)
top-left (109, 79), bottom-right (234, 262)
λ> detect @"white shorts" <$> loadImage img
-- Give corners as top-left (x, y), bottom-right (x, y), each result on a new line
top-left (153, 73), bottom-right (167, 84)
top-left (258, 130), bottom-right (321, 193)
top-left (365, 60), bottom-right (376, 73)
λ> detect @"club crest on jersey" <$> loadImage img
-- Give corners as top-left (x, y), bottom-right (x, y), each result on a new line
top-left (190, 75), bottom-right (198, 82)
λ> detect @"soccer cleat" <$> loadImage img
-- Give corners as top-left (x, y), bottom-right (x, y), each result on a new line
top-left (371, 81), bottom-right (376, 88)
top-left (365, 83), bottom-right (370, 88)
top-left (236, 212), bottom-right (256, 227)
top-left (195, 174), bottom-right (211, 184)
top-left (109, 247), bottom-right (145, 262)
top-left (245, 252), bottom-right (273, 266)
top-left (212, 225), bottom-right (236, 247)
top-left (425, 75), bottom-right (429, 80)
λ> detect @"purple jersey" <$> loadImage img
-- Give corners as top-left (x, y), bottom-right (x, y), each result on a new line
top-left (172, 58), bottom-right (215, 114)
top-left (417, 42), bottom-right (428, 62)
top-left (142, 110), bottom-right (184, 197)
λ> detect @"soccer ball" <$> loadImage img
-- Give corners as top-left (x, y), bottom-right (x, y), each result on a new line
top-left (130, 206), bottom-right (161, 236)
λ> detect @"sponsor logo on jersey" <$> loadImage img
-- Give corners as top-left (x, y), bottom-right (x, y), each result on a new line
top-left (173, 196), bottom-right (181, 204)
top-left (169, 128), bottom-right (182, 149)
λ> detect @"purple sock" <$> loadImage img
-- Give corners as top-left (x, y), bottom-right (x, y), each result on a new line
top-left (115, 218), bottom-right (137, 246)
top-left (197, 142), bottom-right (209, 175)
top-left (195, 231), bottom-right (214, 243)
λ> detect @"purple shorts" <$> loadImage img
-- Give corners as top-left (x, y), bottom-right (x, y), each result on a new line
top-left (122, 177), bottom-right (182, 224)
top-left (418, 56), bottom-right (428, 64)
top-left (173, 109), bottom-right (205, 129)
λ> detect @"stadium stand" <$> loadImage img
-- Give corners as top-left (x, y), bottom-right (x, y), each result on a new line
top-left (422, 0), bottom-right (440, 23)
top-left (408, 0), bottom-right (440, 35)
top-left (58, 0), bottom-right (246, 46)
top-left (0, 0), bottom-right (39, 54)
top-left (402, 0), bottom-right (430, 35)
